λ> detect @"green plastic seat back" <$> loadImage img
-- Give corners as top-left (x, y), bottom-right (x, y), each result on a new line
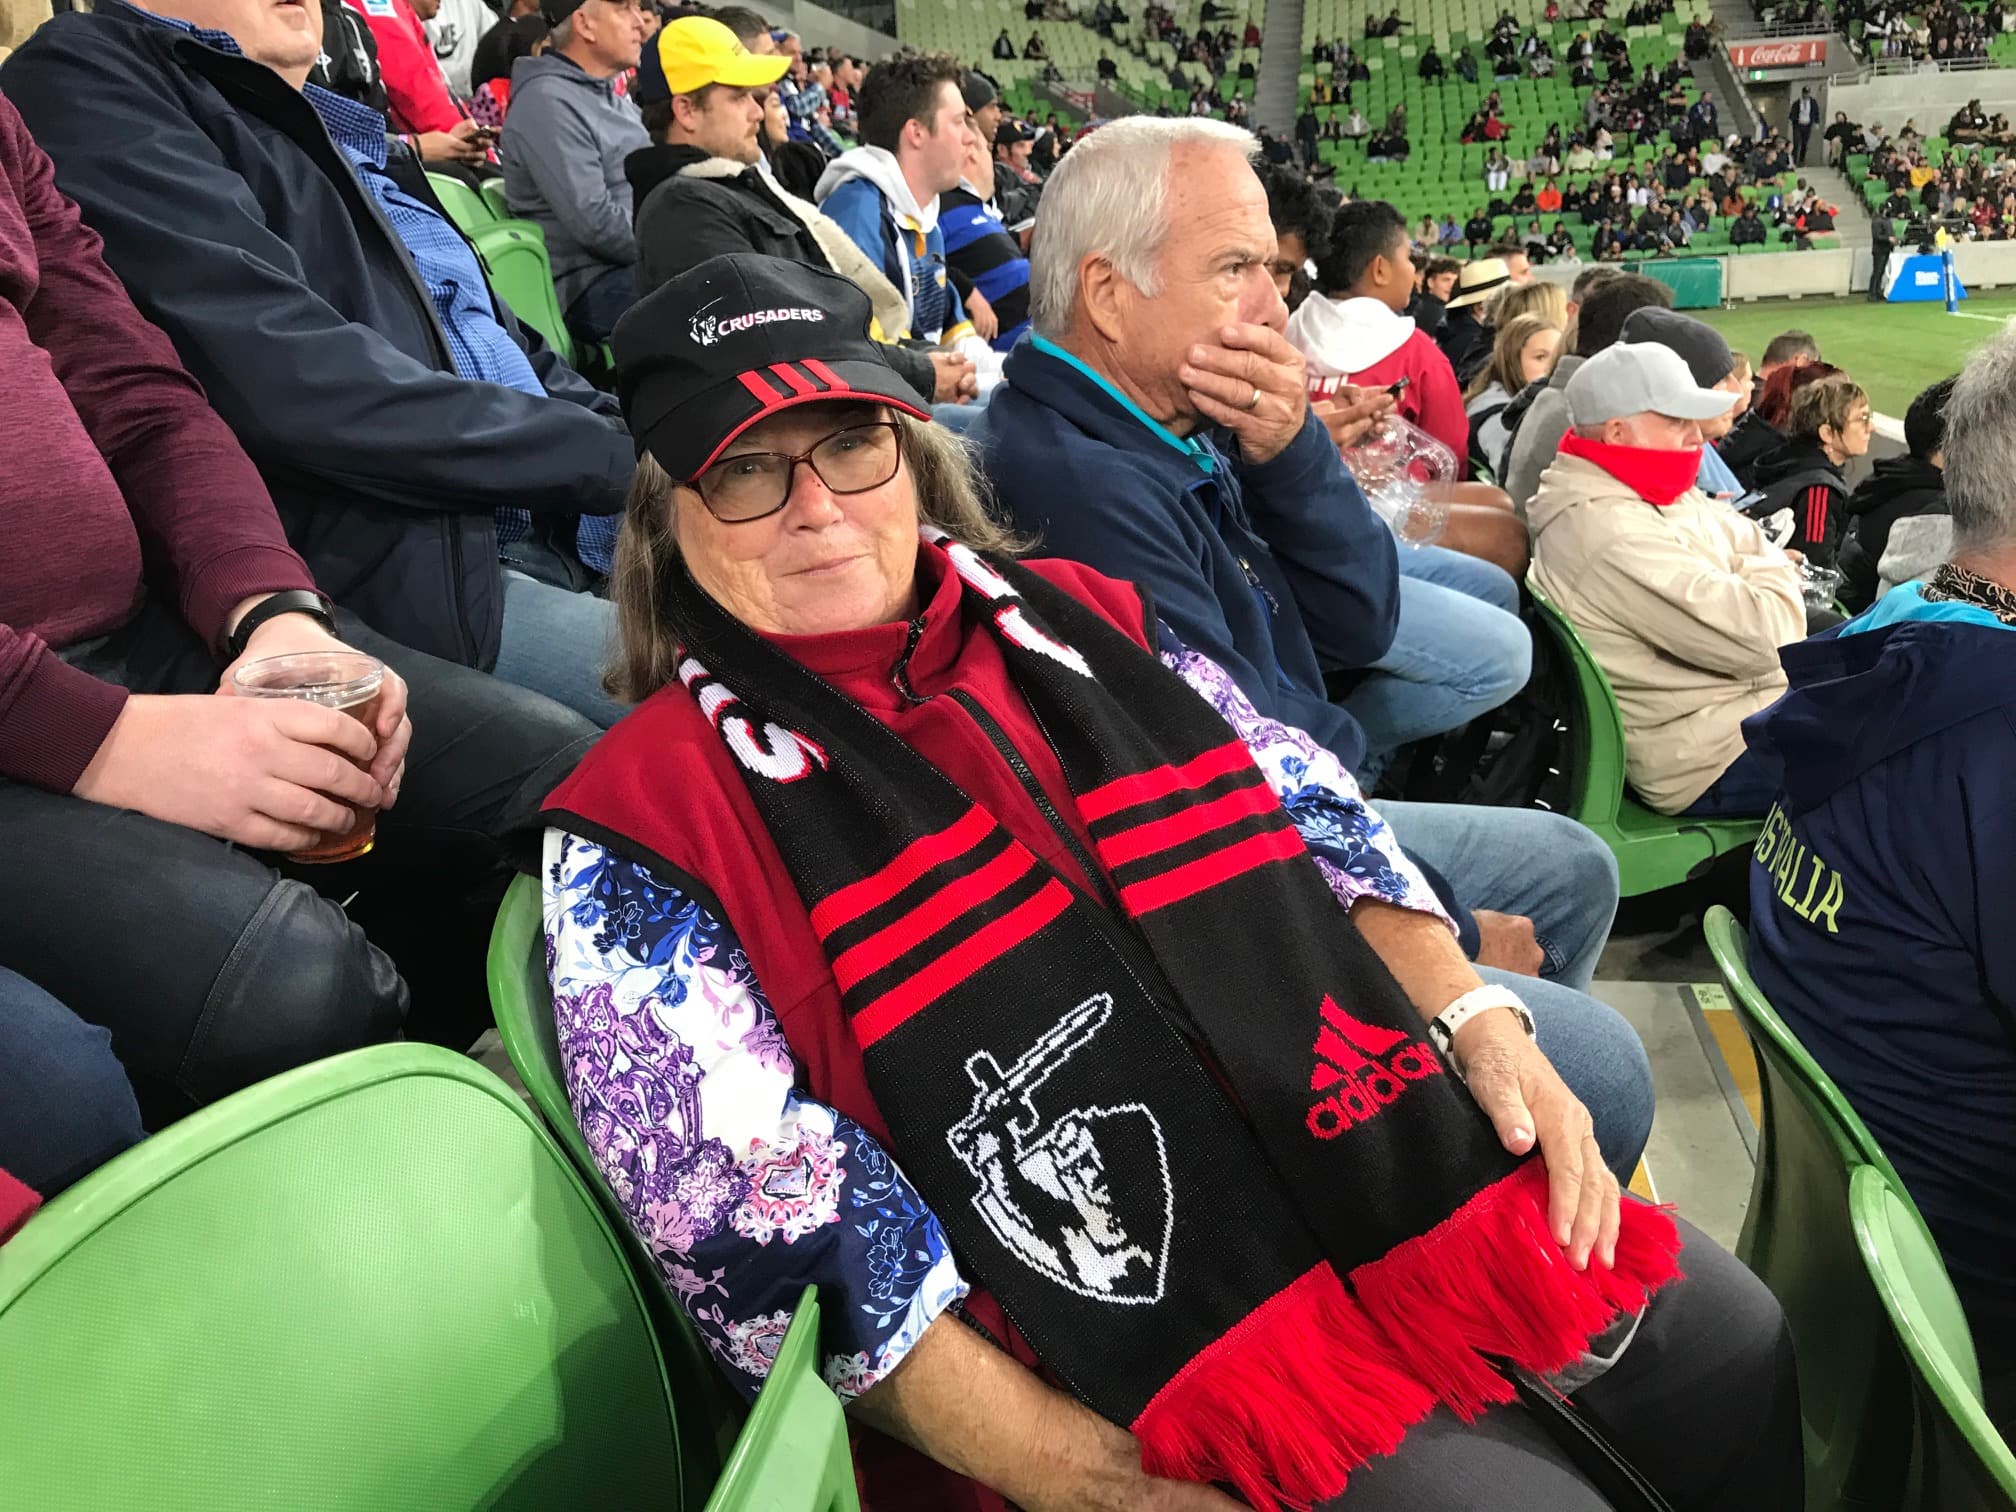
top-left (1527, 583), bottom-right (1759, 895)
top-left (0, 1044), bottom-right (686, 1512)
top-left (1852, 1166), bottom-right (2016, 1512)
top-left (487, 871), bottom-right (736, 1498)
top-left (1703, 905), bottom-right (1918, 1510)
top-left (703, 1288), bottom-right (862, 1512)
top-left (426, 170), bottom-right (498, 236)
top-left (471, 220), bottom-right (575, 365)
top-left (480, 176), bottom-right (511, 222)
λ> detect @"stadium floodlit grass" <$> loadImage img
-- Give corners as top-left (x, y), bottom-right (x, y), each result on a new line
top-left (1693, 291), bottom-right (2016, 418)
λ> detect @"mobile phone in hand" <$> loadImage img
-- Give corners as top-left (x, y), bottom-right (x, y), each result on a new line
top-left (1386, 376), bottom-right (1412, 398)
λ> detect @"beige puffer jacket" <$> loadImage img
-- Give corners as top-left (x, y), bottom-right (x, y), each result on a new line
top-left (1529, 451), bottom-right (1805, 814)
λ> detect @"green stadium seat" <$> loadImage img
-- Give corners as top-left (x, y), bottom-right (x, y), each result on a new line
top-left (0, 1044), bottom-right (694, 1511)
top-left (1703, 906), bottom-right (1947, 1512)
top-left (426, 171), bottom-right (497, 236)
top-left (1852, 1165), bottom-right (2016, 1512)
top-left (1527, 587), bottom-right (1759, 896)
top-left (471, 220), bottom-right (574, 365)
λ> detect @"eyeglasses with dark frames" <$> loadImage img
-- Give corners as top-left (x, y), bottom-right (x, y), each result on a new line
top-left (690, 420), bottom-right (904, 524)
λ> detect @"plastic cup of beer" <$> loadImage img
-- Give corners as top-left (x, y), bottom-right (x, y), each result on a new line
top-left (230, 651), bottom-right (385, 864)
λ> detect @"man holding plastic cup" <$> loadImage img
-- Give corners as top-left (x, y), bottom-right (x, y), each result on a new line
top-left (0, 92), bottom-right (598, 1135)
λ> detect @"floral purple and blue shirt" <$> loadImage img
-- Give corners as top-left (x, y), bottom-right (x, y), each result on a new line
top-left (541, 634), bottom-right (1448, 1404)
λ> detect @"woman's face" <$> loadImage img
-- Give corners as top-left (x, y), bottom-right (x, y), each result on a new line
top-left (1825, 400), bottom-right (1875, 461)
top-left (673, 402), bottom-right (923, 638)
top-left (1519, 328), bottom-right (1560, 384)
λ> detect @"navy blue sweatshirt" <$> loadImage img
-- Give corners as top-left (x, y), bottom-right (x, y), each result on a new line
top-left (1743, 587), bottom-right (2016, 1401)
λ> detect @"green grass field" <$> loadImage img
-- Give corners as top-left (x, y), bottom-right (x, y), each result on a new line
top-left (1693, 290), bottom-right (2016, 418)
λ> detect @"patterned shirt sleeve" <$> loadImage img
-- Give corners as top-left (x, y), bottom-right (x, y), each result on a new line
top-left (1155, 630), bottom-right (1455, 932)
top-left (542, 829), bottom-right (968, 1403)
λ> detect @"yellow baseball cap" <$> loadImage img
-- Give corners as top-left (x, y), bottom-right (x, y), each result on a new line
top-left (636, 16), bottom-right (791, 103)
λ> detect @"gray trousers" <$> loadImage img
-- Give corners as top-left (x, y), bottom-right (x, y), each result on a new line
top-left (1317, 1217), bottom-right (1802, 1511)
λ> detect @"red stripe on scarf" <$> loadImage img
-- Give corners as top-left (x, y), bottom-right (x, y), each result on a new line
top-left (1095, 779), bottom-right (1277, 869)
top-left (852, 879), bottom-right (1073, 1047)
top-left (831, 843), bottom-right (1038, 991)
top-left (1078, 741), bottom-right (1254, 822)
top-left (811, 806), bottom-right (994, 937)
top-left (1119, 824), bottom-right (1303, 916)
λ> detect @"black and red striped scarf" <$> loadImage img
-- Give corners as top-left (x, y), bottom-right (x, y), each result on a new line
top-left (662, 534), bottom-right (1680, 1509)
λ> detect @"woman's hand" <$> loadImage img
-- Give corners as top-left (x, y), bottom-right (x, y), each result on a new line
top-left (1453, 1008), bottom-right (1621, 1272)
top-left (417, 119), bottom-right (488, 165)
top-left (966, 288), bottom-right (1000, 342)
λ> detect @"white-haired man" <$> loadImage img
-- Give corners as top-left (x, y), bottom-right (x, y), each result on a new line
top-left (970, 113), bottom-right (1659, 1175)
top-left (1529, 342), bottom-right (1805, 817)
top-left (963, 112), bottom-right (1797, 1512)
top-left (1744, 323), bottom-right (2016, 1432)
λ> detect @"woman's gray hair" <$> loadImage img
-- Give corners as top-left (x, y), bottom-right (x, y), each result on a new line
top-left (1027, 117), bottom-right (1258, 340)
top-left (1939, 321), bottom-right (2016, 556)
top-left (604, 410), bottom-right (1028, 702)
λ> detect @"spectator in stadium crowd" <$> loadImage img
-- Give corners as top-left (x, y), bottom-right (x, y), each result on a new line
top-left (341, 0), bottom-right (476, 159)
top-left (499, 0), bottom-right (649, 346)
top-left (1838, 376), bottom-right (1955, 613)
top-left (310, 0), bottom-right (388, 110)
top-left (1730, 200), bottom-right (1767, 247)
top-left (1436, 256), bottom-right (1511, 385)
top-left (1742, 326), bottom-right (2016, 1432)
top-left (1503, 271), bottom-right (1674, 517)
top-left (1530, 343), bottom-right (1804, 818)
top-left (622, 18), bottom-right (971, 406)
top-left (1749, 376), bottom-right (1874, 567)
top-left (1757, 327), bottom-right (1821, 385)
top-left (992, 119), bottom-right (1041, 229)
top-left (1719, 357), bottom-right (1842, 491)
top-left (992, 24), bottom-right (1014, 58)
top-left (1466, 313), bottom-right (1561, 472)
top-left (1790, 86), bottom-right (1819, 164)
top-left (424, 0), bottom-right (491, 99)
top-left (817, 52), bottom-right (979, 351)
top-left (1621, 306), bottom-right (1750, 499)
top-left (0, 92), bottom-right (598, 1148)
top-left (1258, 157), bottom-right (1332, 308)
top-left (468, 11), bottom-right (547, 125)
top-left (1824, 109), bottom-right (1860, 166)
top-left (974, 122), bottom-right (1660, 1150)
top-left (5, 0), bottom-right (637, 726)
top-left (0, 967), bottom-right (140, 1204)
top-left (546, 249), bottom-right (1802, 1512)
top-left (941, 103), bottom-right (1033, 352)
top-left (1411, 252), bottom-right (1461, 333)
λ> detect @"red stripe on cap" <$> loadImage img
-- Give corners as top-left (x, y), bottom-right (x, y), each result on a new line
top-left (810, 806), bottom-right (994, 938)
top-left (737, 369), bottom-right (784, 404)
top-left (769, 362), bottom-right (819, 397)
top-left (850, 879), bottom-right (1072, 1047)
top-left (802, 358), bottom-right (851, 392)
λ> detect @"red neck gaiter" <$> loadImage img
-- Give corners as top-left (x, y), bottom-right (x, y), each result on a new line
top-left (1558, 430), bottom-right (1702, 507)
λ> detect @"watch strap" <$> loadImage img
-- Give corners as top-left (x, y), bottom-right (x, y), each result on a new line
top-left (1428, 984), bottom-right (1537, 1080)
top-left (226, 589), bottom-right (337, 659)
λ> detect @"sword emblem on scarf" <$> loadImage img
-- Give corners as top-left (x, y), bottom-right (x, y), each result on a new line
top-left (948, 994), bottom-right (1174, 1305)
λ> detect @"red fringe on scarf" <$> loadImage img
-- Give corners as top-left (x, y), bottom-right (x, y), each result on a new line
top-left (1129, 1163), bottom-right (1683, 1511)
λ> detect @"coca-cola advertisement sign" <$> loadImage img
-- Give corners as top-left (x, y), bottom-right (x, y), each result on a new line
top-left (1727, 37), bottom-right (1828, 69)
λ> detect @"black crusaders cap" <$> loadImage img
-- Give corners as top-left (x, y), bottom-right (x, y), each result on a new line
top-left (613, 254), bottom-right (933, 482)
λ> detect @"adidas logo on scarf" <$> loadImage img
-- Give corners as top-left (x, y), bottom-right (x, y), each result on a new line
top-left (1307, 995), bottom-right (1446, 1139)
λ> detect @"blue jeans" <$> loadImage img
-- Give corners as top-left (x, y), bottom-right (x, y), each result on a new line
top-left (563, 263), bottom-right (639, 346)
top-left (1381, 801), bottom-right (1650, 1177)
top-left (1340, 544), bottom-right (1531, 769)
top-left (492, 569), bottom-right (629, 728)
top-left (0, 966), bottom-right (143, 1195)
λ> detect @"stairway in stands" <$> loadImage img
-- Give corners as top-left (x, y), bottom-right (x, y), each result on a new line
top-left (1254, 0), bottom-right (1305, 134)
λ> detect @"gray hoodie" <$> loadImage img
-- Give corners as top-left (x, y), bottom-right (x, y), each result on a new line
top-left (1504, 352), bottom-right (1584, 520)
top-left (500, 52), bottom-right (648, 307)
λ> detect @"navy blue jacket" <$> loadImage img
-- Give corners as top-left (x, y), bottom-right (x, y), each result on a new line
top-left (1, 1), bottom-right (633, 669)
top-left (1744, 596), bottom-right (2016, 1389)
top-left (971, 338), bottom-right (1399, 774)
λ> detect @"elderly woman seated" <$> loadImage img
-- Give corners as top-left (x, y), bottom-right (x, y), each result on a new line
top-left (539, 254), bottom-right (1803, 1511)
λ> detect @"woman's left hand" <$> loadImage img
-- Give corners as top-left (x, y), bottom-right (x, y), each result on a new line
top-left (1452, 1009), bottom-right (1620, 1272)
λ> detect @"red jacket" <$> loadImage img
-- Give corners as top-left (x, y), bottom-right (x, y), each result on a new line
top-left (545, 546), bottom-right (1151, 1512)
top-left (343, 0), bottom-right (463, 134)
top-left (1308, 327), bottom-right (1471, 473)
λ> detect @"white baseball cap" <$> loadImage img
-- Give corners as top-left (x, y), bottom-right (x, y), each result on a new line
top-left (1565, 341), bottom-right (1738, 429)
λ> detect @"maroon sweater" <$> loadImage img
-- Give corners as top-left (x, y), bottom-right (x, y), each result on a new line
top-left (0, 93), bottom-right (314, 793)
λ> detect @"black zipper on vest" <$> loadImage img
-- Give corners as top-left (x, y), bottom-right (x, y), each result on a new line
top-left (890, 621), bottom-right (1198, 1035)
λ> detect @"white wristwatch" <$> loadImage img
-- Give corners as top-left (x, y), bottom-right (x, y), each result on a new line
top-left (1428, 985), bottom-right (1538, 1081)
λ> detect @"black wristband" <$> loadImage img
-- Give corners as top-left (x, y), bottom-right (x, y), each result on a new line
top-left (225, 589), bottom-right (338, 660)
